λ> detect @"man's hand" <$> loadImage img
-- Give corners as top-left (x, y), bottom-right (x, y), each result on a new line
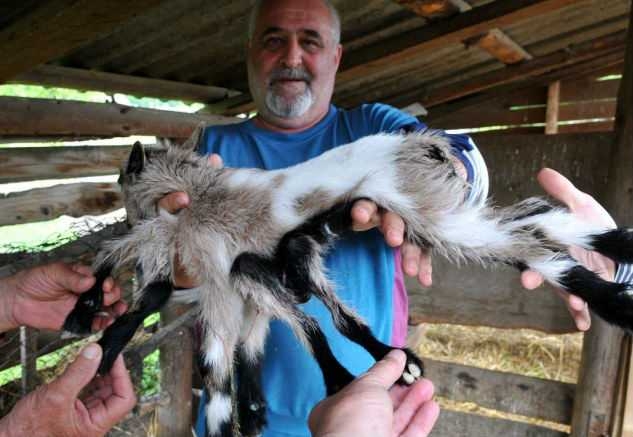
top-left (309, 350), bottom-right (439, 437)
top-left (1, 263), bottom-right (127, 333)
top-left (352, 200), bottom-right (433, 287)
top-left (0, 344), bottom-right (136, 437)
top-left (157, 154), bottom-right (223, 288)
top-left (521, 168), bottom-right (617, 331)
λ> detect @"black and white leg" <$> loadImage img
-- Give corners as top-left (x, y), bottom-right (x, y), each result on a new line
top-left (63, 263), bottom-right (112, 336)
top-left (97, 279), bottom-right (172, 374)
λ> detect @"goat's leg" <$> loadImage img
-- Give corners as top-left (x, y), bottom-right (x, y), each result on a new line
top-left (62, 263), bottom-right (112, 336)
top-left (278, 204), bottom-right (425, 386)
top-left (231, 253), bottom-right (355, 396)
top-left (97, 279), bottom-right (172, 374)
top-left (235, 303), bottom-right (269, 437)
top-left (200, 334), bottom-right (238, 437)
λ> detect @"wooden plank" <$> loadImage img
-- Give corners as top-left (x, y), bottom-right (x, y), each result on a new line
top-left (416, 31), bottom-right (627, 108)
top-left (545, 81), bottom-right (560, 134)
top-left (570, 7), bottom-right (633, 437)
top-left (407, 262), bottom-right (577, 333)
top-left (155, 304), bottom-right (193, 437)
top-left (432, 409), bottom-right (567, 437)
top-left (557, 120), bottom-right (614, 134)
top-left (0, 145), bottom-right (129, 183)
top-left (472, 28), bottom-right (533, 65)
top-left (337, 0), bottom-right (577, 84)
top-left (426, 87), bottom-right (547, 129)
top-left (558, 101), bottom-right (617, 121)
top-left (1, 182), bottom-right (122, 226)
top-left (0, 97), bottom-right (238, 139)
top-left (12, 65), bottom-right (241, 104)
top-left (0, 0), bottom-right (164, 83)
top-left (423, 358), bottom-right (575, 424)
top-left (0, 221), bottom-right (128, 279)
top-left (622, 341), bottom-right (633, 437)
top-left (421, 53), bottom-right (625, 125)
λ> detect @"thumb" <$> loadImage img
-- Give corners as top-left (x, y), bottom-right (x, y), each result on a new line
top-left (359, 349), bottom-right (406, 389)
top-left (47, 262), bottom-right (95, 294)
top-left (51, 343), bottom-right (102, 398)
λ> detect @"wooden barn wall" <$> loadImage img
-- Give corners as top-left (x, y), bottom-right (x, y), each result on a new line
top-left (425, 65), bottom-right (622, 134)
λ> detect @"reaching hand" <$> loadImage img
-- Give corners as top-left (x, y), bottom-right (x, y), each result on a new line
top-left (157, 153), bottom-right (223, 289)
top-left (521, 168), bottom-right (617, 331)
top-left (2, 262), bottom-right (127, 333)
top-left (352, 200), bottom-right (433, 287)
top-left (0, 344), bottom-right (136, 437)
top-left (309, 350), bottom-right (439, 437)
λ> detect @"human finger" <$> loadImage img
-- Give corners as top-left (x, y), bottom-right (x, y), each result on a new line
top-left (51, 344), bottom-right (102, 399)
top-left (556, 289), bottom-right (591, 331)
top-left (208, 153), bottom-right (223, 168)
top-left (400, 399), bottom-right (440, 437)
top-left (521, 270), bottom-right (544, 290)
top-left (102, 278), bottom-right (123, 307)
top-left (381, 211), bottom-right (405, 247)
top-left (401, 244), bottom-right (421, 277)
top-left (47, 262), bottom-right (95, 294)
top-left (102, 355), bottom-right (136, 414)
top-left (351, 199), bottom-right (380, 231)
top-left (358, 349), bottom-right (406, 388)
top-left (417, 249), bottom-right (432, 288)
top-left (392, 379), bottom-right (435, 435)
top-left (536, 168), bottom-right (583, 210)
top-left (157, 191), bottom-right (190, 214)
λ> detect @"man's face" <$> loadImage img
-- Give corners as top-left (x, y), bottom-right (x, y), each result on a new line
top-left (247, 0), bottom-right (342, 129)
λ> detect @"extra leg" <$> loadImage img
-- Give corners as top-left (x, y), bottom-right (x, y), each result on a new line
top-left (97, 279), bottom-right (172, 374)
top-left (63, 263), bottom-right (112, 336)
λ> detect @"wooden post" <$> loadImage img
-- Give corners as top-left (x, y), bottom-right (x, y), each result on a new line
top-left (545, 81), bottom-right (560, 134)
top-left (571, 7), bottom-right (633, 437)
top-left (621, 344), bottom-right (633, 437)
top-left (155, 304), bottom-right (193, 437)
top-left (19, 327), bottom-right (38, 395)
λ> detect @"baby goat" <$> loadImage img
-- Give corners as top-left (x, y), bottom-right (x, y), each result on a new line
top-left (64, 130), bottom-right (633, 437)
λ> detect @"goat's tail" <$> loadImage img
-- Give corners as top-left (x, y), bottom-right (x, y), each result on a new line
top-left (406, 196), bottom-right (633, 332)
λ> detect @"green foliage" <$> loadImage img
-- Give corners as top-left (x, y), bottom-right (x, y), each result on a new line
top-left (142, 350), bottom-right (161, 396)
top-left (0, 84), bottom-right (109, 103)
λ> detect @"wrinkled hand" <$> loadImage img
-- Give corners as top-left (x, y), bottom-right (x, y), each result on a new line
top-left (0, 344), bottom-right (136, 437)
top-left (157, 154), bottom-right (223, 288)
top-left (2, 262), bottom-right (127, 333)
top-left (521, 168), bottom-right (616, 331)
top-left (309, 350), bottom-right (439, 437)
top-left (352, 200), bottom-right (433, 287)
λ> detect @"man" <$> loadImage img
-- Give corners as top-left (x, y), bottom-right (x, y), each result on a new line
top-left (0, 262), bottom-right (136, 437)
top-left (158, 0), bottom-right (625, 435)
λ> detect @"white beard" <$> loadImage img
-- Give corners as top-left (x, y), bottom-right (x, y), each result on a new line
top-left (265, 85), bottom-right (314, 118)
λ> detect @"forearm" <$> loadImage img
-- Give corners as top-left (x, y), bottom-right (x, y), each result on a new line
top-left (0, 275), bottom-right (18, 333)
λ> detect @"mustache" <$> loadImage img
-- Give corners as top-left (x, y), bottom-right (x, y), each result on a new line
top-left (269, 67), bottom-right (313, 84)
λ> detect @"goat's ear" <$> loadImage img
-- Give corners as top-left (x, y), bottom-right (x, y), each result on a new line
top-left (181, 123), bottom-right (205, 152)
top-left (126, 141), bottom-right (145, 175)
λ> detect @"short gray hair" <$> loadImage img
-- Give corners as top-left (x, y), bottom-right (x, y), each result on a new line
top-left (247, 0), bottom-right (341, 45)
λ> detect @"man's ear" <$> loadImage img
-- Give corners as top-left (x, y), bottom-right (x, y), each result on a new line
top-left (126, 141), bottom-right (145, 175)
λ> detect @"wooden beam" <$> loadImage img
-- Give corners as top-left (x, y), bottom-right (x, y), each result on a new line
top-left (470, 28), bottom-right (533, 64)
top-left (1, 182), bottom-right (122, 226)
top-left (0, 221), bottom-right (128, 280)
top-left (0, 145), bottom-right (130, 184)
top-left (223, 0), bottom-right (578, 115)
top-left (545, 81), bottom-right (561, 134)
top-left (391, 31), bottom-right (627, 109)
top-left (434, 409), bottom-right (567, 437)
top-left (12, 65), bottom-right (242, 104)
top-left (0, 97), bottom-right (239, 139)
top-left (395, 0), bottom-right (472, 19)
top-left (570, 8), bottom-right (633, 437)
top-left (424, 54), bottom-right (624, 126)
top-left (0, 0), bottom-right (164, 83)
top-left (421, 357), bottom-right (575, 424)
top-left (337, 0), bottom-right (577, 85)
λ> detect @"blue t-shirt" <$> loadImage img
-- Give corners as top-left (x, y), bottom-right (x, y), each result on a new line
top-left (194, 103), bottom-right (485, 437)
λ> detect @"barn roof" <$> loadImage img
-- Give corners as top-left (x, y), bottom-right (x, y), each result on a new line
top-left (0, 0), bottom-right (630, 116)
